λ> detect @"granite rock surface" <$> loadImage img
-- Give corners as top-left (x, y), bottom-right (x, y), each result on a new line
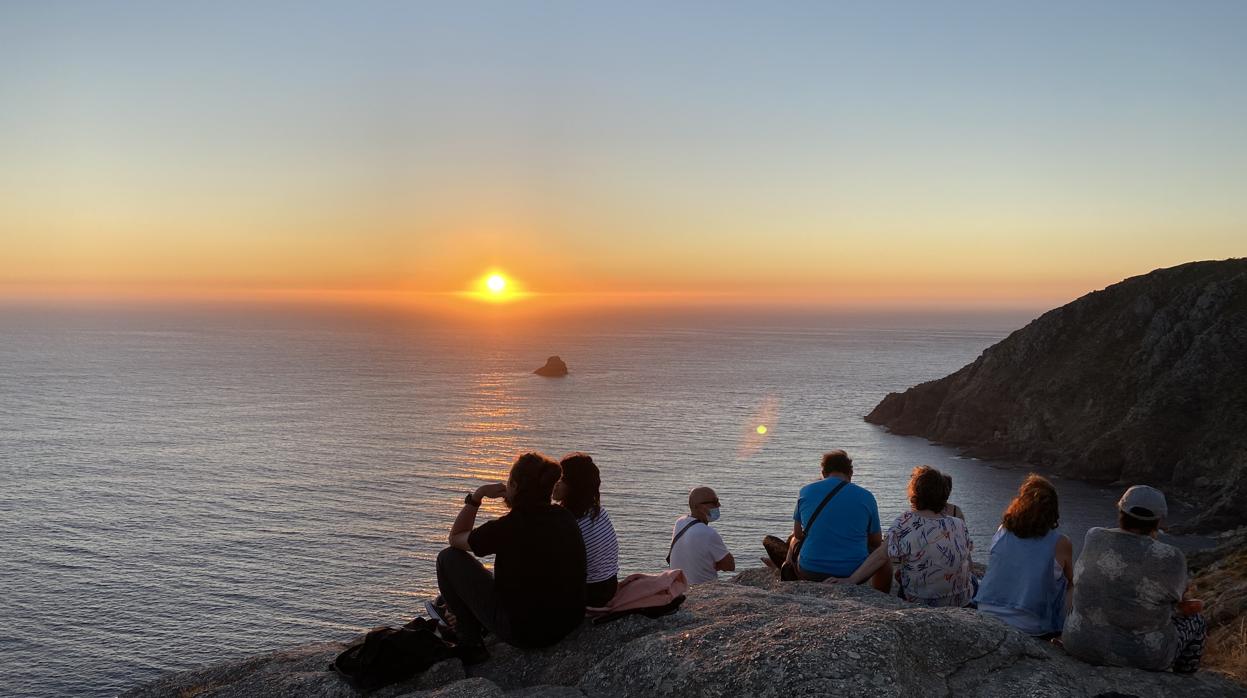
top-left (123, 568), bottom-right (1245, 698)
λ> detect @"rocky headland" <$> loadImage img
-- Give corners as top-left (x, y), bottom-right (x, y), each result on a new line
top-left (122, 568), bottom-right (1245, 698)
top-left (866, 259), bottom-right (1247, 532)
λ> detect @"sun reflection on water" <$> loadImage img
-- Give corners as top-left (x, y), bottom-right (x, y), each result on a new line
top-left (449, 371), bottom-right (526, 516)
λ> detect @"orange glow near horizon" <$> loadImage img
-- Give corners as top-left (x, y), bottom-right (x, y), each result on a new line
top-left (0, 272), bottom-right (1171, 314)
top-left (458, 271), bottom-right (529, 305)
top-left (4, 7), bottom-right (1246, 314)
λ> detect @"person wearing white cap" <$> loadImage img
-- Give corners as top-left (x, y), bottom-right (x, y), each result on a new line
top-left (1061, 485), bottom-right (1207, 673)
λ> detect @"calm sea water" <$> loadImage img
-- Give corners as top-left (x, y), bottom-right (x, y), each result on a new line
top-left (0, 305), bottom-right (1159, 697)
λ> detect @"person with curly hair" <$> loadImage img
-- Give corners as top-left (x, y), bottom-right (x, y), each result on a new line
top-left (974, 474), bottom-right (1074, 637)
top-left (828, 465), bottom-right (975, 607)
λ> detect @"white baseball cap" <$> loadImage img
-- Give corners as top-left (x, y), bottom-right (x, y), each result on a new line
top-left (1118, 485), bottom-right (1168, 521)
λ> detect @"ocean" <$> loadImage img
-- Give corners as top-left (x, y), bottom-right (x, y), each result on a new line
top-left (0, 304), bottom-right (1148, 697)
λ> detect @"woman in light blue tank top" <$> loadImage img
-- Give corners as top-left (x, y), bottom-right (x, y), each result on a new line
top-left (974, 475), bottom-right (1074, 637)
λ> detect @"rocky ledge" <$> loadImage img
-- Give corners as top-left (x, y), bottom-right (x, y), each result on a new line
top-left (865, 259), bottom-right (1247, 532)
top-left (123, 568), bottom-right (1244, 698)
top-left (1190, 527), bottom-right (1247, 681)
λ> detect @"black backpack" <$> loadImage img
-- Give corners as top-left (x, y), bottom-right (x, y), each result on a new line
top-left (330, 618), bottom-right (455, 692)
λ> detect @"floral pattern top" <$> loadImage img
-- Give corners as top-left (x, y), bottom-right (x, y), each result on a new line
top-left (887, 511), bottom-right (975, 607)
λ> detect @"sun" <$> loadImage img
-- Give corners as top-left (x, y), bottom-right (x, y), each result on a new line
top-left (464, 271), bottom-right (525, 303)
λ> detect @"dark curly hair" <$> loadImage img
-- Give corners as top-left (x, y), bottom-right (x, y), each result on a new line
top-left (1001, 474), bottom-right (1060, 538)
top-left (508, 452), bottom-right (561, 512)
top-left (908, 465), bottom-right (949, 513)
top-left (557, 452), bottom-right (602, 520)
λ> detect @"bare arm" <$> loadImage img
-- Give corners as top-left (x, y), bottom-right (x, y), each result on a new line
top-left (1055, 534), bottom-right (1074, 584)
top-left (1055, 534), bottom-right (1074, 611)
top-left (830, 543), bottom-right (889, 585)
top-left (866, 531), bottom-right (883, 552)
top-left (448, 483), bottom-right (507, 551)
top-left (715, 552), bottom-right (736, 572)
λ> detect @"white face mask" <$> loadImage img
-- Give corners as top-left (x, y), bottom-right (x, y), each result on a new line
top-left (707, 507), bottom-right (721, 523)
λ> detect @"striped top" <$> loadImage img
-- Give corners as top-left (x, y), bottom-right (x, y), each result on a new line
top-left (575, 507), bottom-right (620, 584)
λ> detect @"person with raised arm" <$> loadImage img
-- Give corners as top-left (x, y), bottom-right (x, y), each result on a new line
top-left (435, 452), bottom-right (586, 664)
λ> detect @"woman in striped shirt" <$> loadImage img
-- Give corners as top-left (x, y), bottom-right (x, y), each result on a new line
top-left (555, 453), bottom-right (620, 607)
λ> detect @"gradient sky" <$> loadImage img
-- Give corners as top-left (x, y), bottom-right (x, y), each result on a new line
top-left (3, 2), bottom-right (1245, 308)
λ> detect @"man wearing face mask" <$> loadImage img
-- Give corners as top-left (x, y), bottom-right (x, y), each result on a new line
top-left (667, 486), bottom-right (735, 584)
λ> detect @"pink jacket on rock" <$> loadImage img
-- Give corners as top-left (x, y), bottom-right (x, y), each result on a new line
top-left (586, 569), bottom-right (688, 615)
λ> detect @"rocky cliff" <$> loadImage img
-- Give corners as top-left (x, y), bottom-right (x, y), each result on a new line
top-left (124, 569), bottom-right (1244, 698)
top-left (866, 259), bottom-right (1247, 531)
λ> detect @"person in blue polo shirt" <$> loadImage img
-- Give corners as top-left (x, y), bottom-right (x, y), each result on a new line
top-left (764, 450), bottom-right (891, 590)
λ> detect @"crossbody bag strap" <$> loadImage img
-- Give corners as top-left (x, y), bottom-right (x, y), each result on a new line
top-left (666, 520), bottom-right (703, 564)
top-left (797, 479), bottom-right (849, 541)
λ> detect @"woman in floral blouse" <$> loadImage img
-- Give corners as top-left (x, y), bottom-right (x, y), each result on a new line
top-left (828, 465), bottom-right (975, 607)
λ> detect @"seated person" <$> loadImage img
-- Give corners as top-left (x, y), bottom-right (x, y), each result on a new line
top-left (975, 474), bottom-right (1074, 637)
top-left (668, 486), bottom-right (734, 584)
top-left (830, 465), bottom-right (974, 607)
top-left (554, 453), bottom-right (620, 607)
top-left (764, 450), bottom-right (890, 590)
top-left (436, 452), bottom-right (586, 662)
top-left (1062, 486), bottom-right (1207, 674)
top-left (941, 473), bottom-right (966, 522)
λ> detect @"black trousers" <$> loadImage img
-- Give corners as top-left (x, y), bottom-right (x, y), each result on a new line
top-left (435, 547), bottom-right (515, 646)
top-left (585, 575), bottom-right (618, 607)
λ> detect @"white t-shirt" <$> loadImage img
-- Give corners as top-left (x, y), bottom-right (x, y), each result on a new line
top-left (668, 515), bottom-right (730, 585)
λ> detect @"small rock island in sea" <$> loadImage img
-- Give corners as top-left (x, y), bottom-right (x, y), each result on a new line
top-left (534, 356), bottom-right (569, 377)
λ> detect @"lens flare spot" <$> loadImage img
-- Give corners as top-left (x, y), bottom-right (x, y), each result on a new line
top-left (756, 425), bottom-right (768, 434)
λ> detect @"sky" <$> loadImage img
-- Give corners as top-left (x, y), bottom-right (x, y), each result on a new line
top-left (2, 2), bottom-right (1245, 310)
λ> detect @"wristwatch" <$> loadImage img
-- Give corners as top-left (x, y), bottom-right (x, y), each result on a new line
top-left (465, 492), bottom-right (481, 507)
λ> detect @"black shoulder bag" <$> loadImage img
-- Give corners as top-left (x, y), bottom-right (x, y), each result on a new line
top-left (780, 479), bottom-right (849, 581)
